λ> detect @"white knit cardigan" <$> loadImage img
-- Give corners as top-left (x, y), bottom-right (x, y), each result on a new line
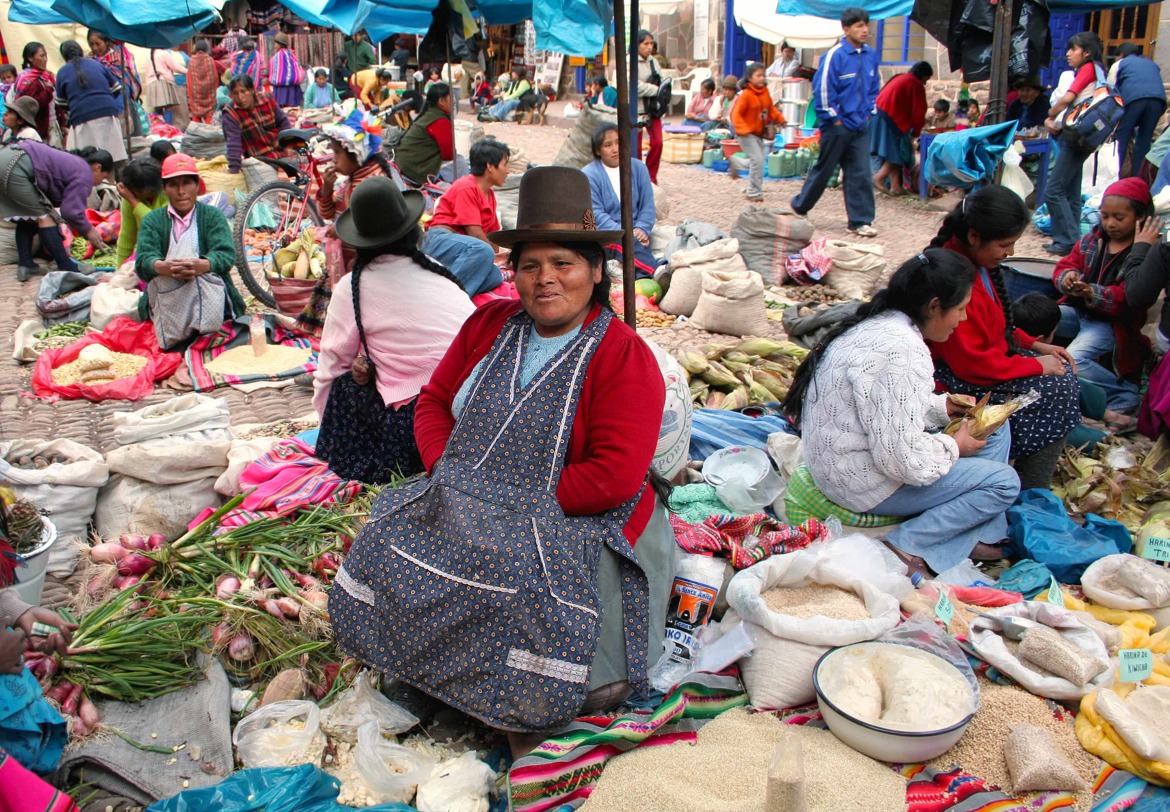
top-left (802, 310), bottom-right (960, 512)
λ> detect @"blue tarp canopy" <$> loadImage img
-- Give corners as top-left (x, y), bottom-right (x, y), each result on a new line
top-left (774, 0), bottom-right (1148, 18)
top-left (9, 0), bottom-right (223, 47)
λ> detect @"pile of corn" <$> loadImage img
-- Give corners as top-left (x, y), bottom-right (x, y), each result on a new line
top-left (674, 338), bottom-right (807, 410)
top-left (52, 344), bottom-right (147, 386)
top-left (1053, 437), bottom-right (1170, 532)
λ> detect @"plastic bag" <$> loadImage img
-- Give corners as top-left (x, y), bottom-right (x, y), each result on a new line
top-left (320, 671), bottom-right (418, 743)
top-left (877, 616), bottom-right (981, 706)
top-left (1006, 489), bottom-right (1131, 583)
top-left (414, 751), bottom-right (497, 812)
top-left (1082, 554), bottom-right (1170, 611)
top-left (804, 533), bottom-right (913, 600)
top-left (31, 317), bottom-right (183, 402)
top-left (354, 720), bottom-right (435, 805)
top-left (1079, 682), bottom-right (1170, 786)
top-left (36, 270), bottom-right (100, 325)
top-left (648, 553), bottom-right (727, 692)
top-left (1000, 142), bottom-right (1034, 203)
top-left (145, 763), bottom-right (415, 812)
top-left (233, 701), bottom-right (325, 769)
top-left (924, 121), bottom-right (1020, 188)
top-left (996, 560), bottom-right (1056, 598)
top-left (89, 282), bottom-right (142, 332)
top-left (643, 340), bottom-right (693, 480)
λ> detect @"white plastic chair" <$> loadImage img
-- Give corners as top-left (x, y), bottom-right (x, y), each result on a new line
top-left (673, 66), bottom-right (713, 117)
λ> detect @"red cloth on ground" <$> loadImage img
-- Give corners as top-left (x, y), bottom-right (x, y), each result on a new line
top-left (427, 173), bottom-right (498, 234)
top-left (929, 238), bottom-right (1045, 386)
top-left (875, 72), bottom-right (928, 135)
top-left (413, 300), bottom-right (665, 543)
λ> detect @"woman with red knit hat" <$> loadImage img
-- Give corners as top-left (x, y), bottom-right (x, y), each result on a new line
top-left (1052, 176), bottom-right (1160, 419)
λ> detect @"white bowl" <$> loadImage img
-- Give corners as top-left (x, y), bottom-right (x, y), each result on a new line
top-left (702, 446), bottom-right (782, 512)
top-left (813, 642), bottom-right (975, 763)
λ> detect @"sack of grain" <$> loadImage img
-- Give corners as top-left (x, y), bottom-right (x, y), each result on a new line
top-left (0, 439), bottom-right (109, 576)
top-left (825, 241), bottom-right (886, 300)
top-left (731, 205), bottom-right (814, 282)
top-left (495, 173), bottom-right (522, 231)
top-left (196, 156), bottom-right (249, 197)
top-left (0, 220), bottom-right (19, 266)
top-left (12, 319), bottom-right (42, 363)
top-left (689, 268), bottom-right (769, 337)
top-left (242, 157), bottom-right (278, 193)
top-left (660, 238), bottom-right (747, 316)
top-left (112, 393), bottom-right (231, 446)
top-left (643, 340), bottom-right (693, 480)
top-left (181, 122), bottom-right (226, 160)
top-left (89, 282), bottom-right (142, 332)
top-left (653, 183), bottom-right (670, 223)
top-left (1082, 553), bottom-right (1170, 611)
top-left (36, 271), bottom-right (100, 325)
top-left (723, 550), bottom-right (901, 710)
top-left (553, 105), bottom-right (617, 169)
top-left (968, 602), bottom-right (1112, 700)
top-left (1005, 724), bottom-right (1089, 792)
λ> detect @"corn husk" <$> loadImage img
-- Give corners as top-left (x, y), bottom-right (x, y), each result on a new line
top-left (1052, 438), bottom-right (1170, 532)
top-left (944, 391), bottom-right (1039, 440)
top-left (675, 348), bottom-right (709, 375)
top-left (721, 387), bottom-right (749, 411)
top-left (732, 338), bottom-right (789, 357)
top-left (701, 361), bottom-right (739, 388)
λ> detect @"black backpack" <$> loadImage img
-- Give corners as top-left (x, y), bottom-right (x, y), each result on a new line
top-left (643, 60), bottom-right (672, 119)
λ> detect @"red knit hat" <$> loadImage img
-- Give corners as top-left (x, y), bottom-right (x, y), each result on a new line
top-left (1103, 176), bottom-right (1152, 207)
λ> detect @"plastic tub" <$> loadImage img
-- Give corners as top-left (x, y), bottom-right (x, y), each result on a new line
top-left (711, 159), bottom-right (729, 173)
top-left (703, 446), bottom-right (783, 513)
top-left (702, 148), bottom-right (721, 168)
top-left (720, 139), bottom-right (740, 159)
top-left (1002, 258), bottom-right (1059, 301)
top-left (13, 518), bottom-right (57, 606)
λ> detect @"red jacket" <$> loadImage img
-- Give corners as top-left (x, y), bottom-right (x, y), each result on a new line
top-left (414, 300), bottom-right (666, 543)
top-left (875, 72), bottom-right (927, 135)
top-left (1052, 227), bottom-right (1151, 378)
top-left (928, 238), bottom-right (1043, 386)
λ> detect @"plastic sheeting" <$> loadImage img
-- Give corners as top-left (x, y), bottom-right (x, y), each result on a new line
top-left (923, 120), bottom-right (1019, 188)
top-left (9, 0), bottom-right (224, 48)
top-left (735, 0), bottom-right (844, 48)
top-left (778, 0), bottom-right (1156, 19)
top-left (533, 0), bottom-right (612, 55)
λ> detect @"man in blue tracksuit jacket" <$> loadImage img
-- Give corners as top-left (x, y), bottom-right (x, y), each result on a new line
top-left (1111, 43), bottom-right (1166, 177)
top-left (791, 7), bottom-right (881, 237)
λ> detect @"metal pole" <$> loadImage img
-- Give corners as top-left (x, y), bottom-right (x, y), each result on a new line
top-left (118, 45), bottom-right (132, 157)
top-left (614, 0), bottom-right (638, 328)
top-left (446, 29), bottom-right (460, 180)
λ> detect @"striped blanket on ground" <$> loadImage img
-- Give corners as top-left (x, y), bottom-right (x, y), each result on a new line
top-left (669, 513), bottom-right (829, 569)
top-left (185, 315), bottom-right (318, 391)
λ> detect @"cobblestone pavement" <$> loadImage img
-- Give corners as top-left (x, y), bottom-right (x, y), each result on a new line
top-left (0, 110), bottom-right (1049, 446)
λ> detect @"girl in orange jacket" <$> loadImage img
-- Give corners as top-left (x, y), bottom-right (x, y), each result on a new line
top-left (730, 62), bottom-right (785, 201)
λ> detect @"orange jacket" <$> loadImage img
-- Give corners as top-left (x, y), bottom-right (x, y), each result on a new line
top-left (731, 83), bottom-right (785, 137)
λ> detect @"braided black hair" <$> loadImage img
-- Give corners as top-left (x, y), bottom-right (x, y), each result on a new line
top-left (929, 186), bottom-right (1030, 349)
top-left (354, 225), bottom-right (467, 294)
top-left (784, 248), bottom-right (977, 426)
top-left (60, 41), bottom-right (88, 89)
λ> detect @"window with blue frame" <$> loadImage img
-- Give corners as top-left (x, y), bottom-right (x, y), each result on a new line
top-left (874, 16), bottom-right (930, 65)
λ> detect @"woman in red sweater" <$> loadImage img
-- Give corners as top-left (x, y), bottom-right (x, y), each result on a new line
top-left (928, 186), bottom-right (1081, 489)
top-left (329, 167), bottom-right (672, 759)
top-left (871, 61), bottom-right (932, 197)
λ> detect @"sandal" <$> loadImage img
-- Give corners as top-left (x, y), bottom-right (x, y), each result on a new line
top-left (1104, 415), bottom-right (1137, 435)
top-left (970, 541), bottom-right (1007, 561)
top-left (880, 540), bottom-right (932, 579)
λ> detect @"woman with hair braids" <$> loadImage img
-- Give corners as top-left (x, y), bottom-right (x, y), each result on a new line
top-left (313, 176), bottom-right (475, 483)
top-left (786, 249), bottom-right (1019, 578)
top-left (929, 186), bottom-right (1081, 489)
top-left (55, 41), bottom-right (126, 162)
top-left (12, 43), bottom-right (60, 142)
top-left (296, 106), bottom-right (395, 337)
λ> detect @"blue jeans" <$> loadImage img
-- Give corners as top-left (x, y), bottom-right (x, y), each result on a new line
top-left (1056, 306), bottom-right (1141, 412)
top-left (490, 98), bottom-right (520, 120)
top-left (791, 123), bottom-right (874, 229)
top-left (1115, 97), bottom-right (1166, 177)
top-left (1045, 140), bottom-right (1091, 250)
top-left (421, 227), bottom-right (502, 296)
top-left (873, 426), bottom-right (1020, 574)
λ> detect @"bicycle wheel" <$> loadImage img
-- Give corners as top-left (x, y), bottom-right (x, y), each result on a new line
top-left (232, 181), bottom-right (323, 309)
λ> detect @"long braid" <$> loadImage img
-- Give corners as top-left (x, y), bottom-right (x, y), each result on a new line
top-left (929, 210), bottom-right (961, 248)
top-left (349, 257), bottom-right (372, 373)
top-left (407, 243), bottom-right (467, 292)
top-left (985, 265), bottom-right (1018, 352)
top-left (357, 226), bottom-right (468, 294)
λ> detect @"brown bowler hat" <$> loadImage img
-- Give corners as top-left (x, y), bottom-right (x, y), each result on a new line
top-left (490, 166), bottom-right (622, 247)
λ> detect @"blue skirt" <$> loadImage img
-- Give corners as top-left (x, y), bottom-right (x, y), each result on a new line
top-left (869, 110), bottom-right (914, 166)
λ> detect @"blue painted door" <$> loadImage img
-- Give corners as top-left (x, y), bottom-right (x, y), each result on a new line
top-left (1041, 13), bottom-right (1088, 91)
top-left (724, 0), bottom-right (763, 77)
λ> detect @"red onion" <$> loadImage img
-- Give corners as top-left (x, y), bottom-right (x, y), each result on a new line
top-left (292, 572), bottom-right (320, 590)
top-left (276, 597), bottom-right (301, 619)
top-left (147, 533), bottom-right (167, 550)
top-left (228, 632), bottom-right (254, 662)
top-left (117, 552), bottom-right (156, 576)
top-left (210, 622), bottom-right (232, 649)
top-left (78, 695), bottom-right (101, 728)
top-left (300, 591), bottom-right (329, 613)
top-left (46, 682), bottom-right (73, 704)
top-left (62, 683), bottom-right (83, 715)
top-left (89, 543), bottom-right (128, 564)
top-left (113, 574), bottom-right (145, 593)
top-left (261, 598), bottom-right (285, 620)
top-left (215, 575), bottom-right (241, 599)
top-left (119, 533), bottom-right (147, 551)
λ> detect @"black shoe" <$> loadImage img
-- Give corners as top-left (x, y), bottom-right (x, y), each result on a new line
top-left (16, 266), bottom-right (33, 282)
top-left (1042, 242), bottom-right (1072, 256)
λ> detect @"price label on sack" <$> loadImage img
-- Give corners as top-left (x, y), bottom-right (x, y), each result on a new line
top-left (1047, 577), bottom-right (1065, 607)
top-left (934, 590), bottom-right (955, 625)
top-left (1142, 536), bottom-right (1170, 563)
top-left (1119, 648), bottom-right (1154, 682)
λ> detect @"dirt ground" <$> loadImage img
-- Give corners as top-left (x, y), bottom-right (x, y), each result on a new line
top-left (0, 109), bottom-right (1052, 447)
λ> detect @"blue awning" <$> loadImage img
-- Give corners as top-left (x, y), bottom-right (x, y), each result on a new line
top-left (774, 0), bottom-right (1147, 19)
top-left (9, 0), bottom-right (224, 47)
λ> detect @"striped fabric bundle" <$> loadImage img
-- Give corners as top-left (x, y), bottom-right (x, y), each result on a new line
top-left (669, 513), bottom-right (829, 569)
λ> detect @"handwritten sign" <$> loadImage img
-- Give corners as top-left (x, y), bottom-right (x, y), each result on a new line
top-left (935, 590), bottom-right (955, 625)
top-left (1142, 536), bottom-right (1170, 563)
top-left (1119, 648), bottom-right (1154, 682)
top-left (1047, 577), bottom-right (1065, 607)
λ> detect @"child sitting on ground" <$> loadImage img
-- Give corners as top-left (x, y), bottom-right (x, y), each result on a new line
top-left (1013, 291), bottom-right (1132, 443)
top-left (924, 98), bottom-right (955, 130)
top-left (470, 72), bottom-right (493, 109)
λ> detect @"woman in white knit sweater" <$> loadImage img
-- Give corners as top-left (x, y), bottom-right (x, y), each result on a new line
top-left (785, 249), bottom-right (1021, 577)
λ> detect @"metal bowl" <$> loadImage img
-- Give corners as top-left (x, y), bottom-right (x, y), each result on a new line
top-left (813, 641), bottom-right (975, 763)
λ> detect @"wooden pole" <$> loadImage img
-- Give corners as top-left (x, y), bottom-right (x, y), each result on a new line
top-left (986, 0), bottom-right (1015, 126)
top-left (614, 0), bottom-right (638, 328)
top-left (117, 44), bottom-right (132, 157)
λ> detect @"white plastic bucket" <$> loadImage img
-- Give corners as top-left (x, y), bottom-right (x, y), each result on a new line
top-left (703, 446), bottom-right (783, 513)
top-left (13, 518), bottom-right (57, 606)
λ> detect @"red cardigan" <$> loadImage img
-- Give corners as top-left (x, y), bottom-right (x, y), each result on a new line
top-left (875, 72), bottom-right (927, 135)
top-left (414, 300), bottom-right (666, 543)
top-left (928, 239), bottom-right (1043, 386)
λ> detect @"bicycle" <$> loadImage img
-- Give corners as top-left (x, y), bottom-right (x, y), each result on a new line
top-left (232, 128), bottom-right (327, 309)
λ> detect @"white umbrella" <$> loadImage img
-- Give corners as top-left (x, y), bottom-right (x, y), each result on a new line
top-left (733, 0), bottom-right (842, 48)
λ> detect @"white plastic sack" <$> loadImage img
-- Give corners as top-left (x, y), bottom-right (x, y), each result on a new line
top-left (1082, 554), bottom-right (1170, 611)
top-left (643, 340), bottom-right (692, 479)
top-left (215, 436), bottom-right (282, 496)
top-left (765, 432), bottom-right (802, 480)
top-left (233, 700), bottom-right (324, 768)
top-left (689, 268), bottom-right (770, 337)
top-left (803, 533), bottom-right (914, 600)
top-left (12, 319), bottom-right (42, 363)
top-left (659, 238), bottom-right (748, 317)
top-left (1095, 686), bottom-right (1170, 763)
top-left (354, 720), bottom-right (436, 805)
top-left (89, 282), bottom-right (142, 332)
top-left (968, 602), bottom-right (1113, 700)
top-left (1001, 142), bottom-right (1034, 203)
top-left (722, 549), bottom-right (901, 709)
top-left (825, 241), bottom-right (886, 300)
top-left (112, 393), bottom-right (232, 447)
top-left (319, 671), bottom-right (418, 743)
top-left (1083, 147), bottom-right (1120, 198)
top-left (415, 751), bottom-right (497, 812)
top-left (0, 439), bottom-right (109, 576)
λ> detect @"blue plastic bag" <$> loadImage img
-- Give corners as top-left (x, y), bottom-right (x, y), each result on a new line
top-left (995, 560), bottom-right (1056, 598)
top-left (1006, 489), bottom-right (1131, 584)
top-left (1032, 203), bottom-right (1052, 236)
top-left (146, 764), bottom-right (417, 812)
top-left (925, 121), bottom-right (1020, 188)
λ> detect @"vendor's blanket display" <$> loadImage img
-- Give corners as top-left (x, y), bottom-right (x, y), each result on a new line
top-left (508, 670), bottom-right (747, 812)
top-left (193, 439), bottom-right (362, 530)
top-left (669, 513), bottom-right (828, 569)
top-left (32, 317), bottom-right (182, 402)
top-left (185, 316), bottom-right (319, 392)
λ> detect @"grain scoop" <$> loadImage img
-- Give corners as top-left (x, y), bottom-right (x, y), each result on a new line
top-left (972, 611), bottom-right (1042, 641)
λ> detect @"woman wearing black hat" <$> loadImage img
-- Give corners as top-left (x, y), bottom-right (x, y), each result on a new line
top-left (1007, 75), bottom-right (1049, 130)
top-left (330, 166), bottom-right (673, 757)
top-left (313, 176), bottom-right (475, 483)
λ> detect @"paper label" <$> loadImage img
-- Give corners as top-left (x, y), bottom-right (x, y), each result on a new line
top-left (1047, 577), bottom-right (1065, 607)
top-left (1142, 536), bottom-right (1170, 563)
top-left (661, 576), bottom-right (719, 665)
top-left (934, 590), bottom-right (955, 625)
top-left (1119, 648), bottom-right (1154, 682)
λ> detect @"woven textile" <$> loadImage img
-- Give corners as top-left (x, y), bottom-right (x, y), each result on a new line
top-left (785, 463), bottom-right (903, 528)
top-left (668, 511), bottom-right (830, 569)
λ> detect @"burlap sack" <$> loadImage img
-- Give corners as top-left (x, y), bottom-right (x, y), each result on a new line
top-left (825, 241), bottom-right (886, 299)
top-left (732, 205), bottom-right (815, 282)
top-left (553, 105), bottom-right (617, 169)
top-left (660, 238), bottom-right (748, 317)
top-left (689, 268), bottom-right (770, 337)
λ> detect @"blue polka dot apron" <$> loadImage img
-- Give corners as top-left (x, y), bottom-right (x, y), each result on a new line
top-left (330, 308), bottom-right (651, 732)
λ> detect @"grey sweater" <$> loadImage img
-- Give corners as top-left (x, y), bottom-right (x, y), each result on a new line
top-left (1124, 241), bottom-right (1170, 339)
